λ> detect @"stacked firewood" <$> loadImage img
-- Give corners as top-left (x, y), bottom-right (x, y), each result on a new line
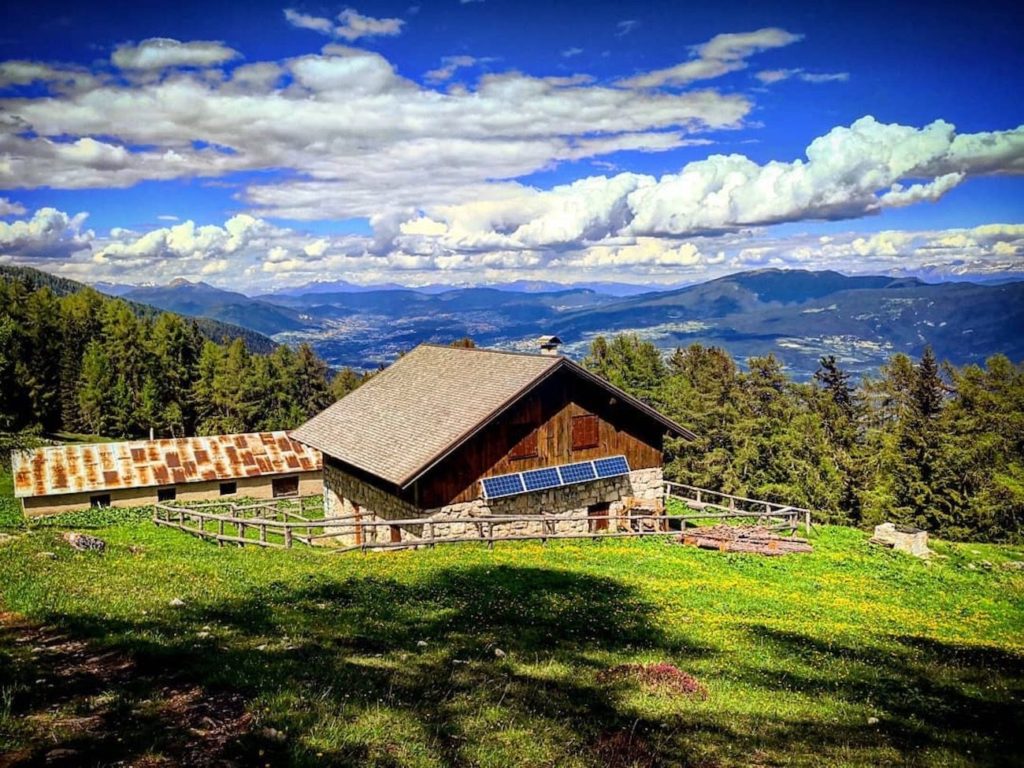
top-left (677, 525), bottom-right (812, 556)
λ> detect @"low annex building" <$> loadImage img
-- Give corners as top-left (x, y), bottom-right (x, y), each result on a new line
top-left (292, 342), bottom-right (695, 546)
top-left (12, 432), bottom-right (322, 517)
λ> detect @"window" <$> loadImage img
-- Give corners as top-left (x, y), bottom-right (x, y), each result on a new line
top-left (219, 481), bottom-right (237, 496)
top-left (90, 494), bottom-right (111, 509)
top-left (509, 429), bottom-right (539, 460)
top-left (389, 525), bottom-right (402, 543)
top-left (272, 476), bottom-right (299, 498)
top-left (572, 414), bottom-right (600, 450)
top-left (157, 487), bottom-right (176, 502)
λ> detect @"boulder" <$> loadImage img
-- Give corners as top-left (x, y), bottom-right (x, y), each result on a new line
top-left (61, 532), bottom-right (106, 552)
top-left (869, 523), bottom-right (932, 558)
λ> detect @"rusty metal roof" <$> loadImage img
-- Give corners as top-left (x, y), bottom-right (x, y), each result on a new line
top-left (11, 431), bottom-right (322, 499)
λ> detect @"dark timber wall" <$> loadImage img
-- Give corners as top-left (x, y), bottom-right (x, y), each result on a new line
top-left (414, 368), bottom-right (667, 508)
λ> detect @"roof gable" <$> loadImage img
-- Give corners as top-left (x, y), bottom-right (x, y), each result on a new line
top-left (292, 344), bottom-right (695, 488)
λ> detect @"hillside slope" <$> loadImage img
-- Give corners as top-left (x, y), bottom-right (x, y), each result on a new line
top-left (0, 266), bottom-right (277, 353)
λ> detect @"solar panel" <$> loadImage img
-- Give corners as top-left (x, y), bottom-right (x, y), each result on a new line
top-left (481, 474), bottom-right (525, 499)
top-left (558, 461), bottom-right (596, 485)
top-left (522, 467), bottom-right (561, 492)
top-left (594, 455), bottom-right (630, 478)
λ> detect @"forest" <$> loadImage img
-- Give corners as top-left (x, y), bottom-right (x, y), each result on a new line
top-left (0, 278), bottom-right (364, 441)
top-left (584, 334), bottom-right (1024, 544)
top-left (1, 273), bottom-right (1021, 543)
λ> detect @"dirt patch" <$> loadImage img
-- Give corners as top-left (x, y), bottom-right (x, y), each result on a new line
top-left (598, 662), bottom-right (709, 699)
top-left (0, 612), bottom-right (257, 767)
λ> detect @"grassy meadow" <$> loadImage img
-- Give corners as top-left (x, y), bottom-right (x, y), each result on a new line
top-left (0, 499), bottom-right (1022, 767)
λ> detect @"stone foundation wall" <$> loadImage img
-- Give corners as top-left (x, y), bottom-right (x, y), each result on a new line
top-left (321, 463), bottom-right (664, 547)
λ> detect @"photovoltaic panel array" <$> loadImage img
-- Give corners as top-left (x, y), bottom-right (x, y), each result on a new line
top-left (558, 461), bottom-right (596, 484)
top-left (480, 456), bottom-right (630, 500)
top-left (481, 473), bottom-right (526, 499)
top-left (594, 456), bottom-right (630, 478)
top-left (523, 467), bottom-right (561, 492)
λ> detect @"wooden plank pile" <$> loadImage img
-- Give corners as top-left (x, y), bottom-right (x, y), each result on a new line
top-left (678, 525), bottom-right (813, 556)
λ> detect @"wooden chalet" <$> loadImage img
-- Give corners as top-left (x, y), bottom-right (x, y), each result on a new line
top-left (292, 342), bottom-right (695, 545)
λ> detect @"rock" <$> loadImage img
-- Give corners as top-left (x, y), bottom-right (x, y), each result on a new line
top-left (168, 597), bottom-right (186, 608)
top-left (416, 640), bottom-right (428, 648)
top-left (867, 716), bottom-right (879, 725)
top-left (1002, 560), bottom-right (1024, 571)
top-left (0, 533), bottom-right (16, 545)
top-left (61, 532), bottom-right (106, 552)
top-left (260, 726), bottom-right (286, 743)
top-left (35, 551), bottom-right (57, 560)
top-left (494, 648), bottom-right (506, 659)
top-left (869, 523), bottom-right (932, 558)
top-left (45, 747), bottom-right (80, 763)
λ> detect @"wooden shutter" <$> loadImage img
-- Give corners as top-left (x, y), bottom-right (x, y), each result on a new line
top-left (572, 414), bottom-right (599, 450)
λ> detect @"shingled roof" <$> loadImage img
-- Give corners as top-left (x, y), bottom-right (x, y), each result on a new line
top-left (12, 432), bottom-right (321, 499)
top-left (292, 344), bottom-right (694, 488)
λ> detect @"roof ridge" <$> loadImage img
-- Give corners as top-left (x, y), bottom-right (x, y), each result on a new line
top-left (417, 342), bottom-right (560, 361)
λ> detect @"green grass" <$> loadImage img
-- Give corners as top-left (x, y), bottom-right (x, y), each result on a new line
top-left (0, 512), bottom-right (1021, 767)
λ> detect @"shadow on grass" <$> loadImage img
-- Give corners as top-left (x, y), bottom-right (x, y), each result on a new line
top-left (1, 564), bottom-right (1022, 767)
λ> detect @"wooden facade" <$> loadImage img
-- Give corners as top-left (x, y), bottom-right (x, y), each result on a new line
top-left (411, 367), bottom-right (667, 508)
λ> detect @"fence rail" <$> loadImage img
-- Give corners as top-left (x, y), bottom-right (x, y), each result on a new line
top-left (154, 484), bottom-right (812, 553)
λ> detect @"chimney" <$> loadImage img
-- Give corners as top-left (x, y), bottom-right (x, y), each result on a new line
top-left (538, 335), bottom-right (563, 356)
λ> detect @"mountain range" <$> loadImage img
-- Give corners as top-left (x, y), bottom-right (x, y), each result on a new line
top-left (85, 269), bottom-right (1024, 378)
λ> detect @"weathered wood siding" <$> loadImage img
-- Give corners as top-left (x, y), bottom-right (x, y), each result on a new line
top-left (415, 369), bottom-right (666, 507)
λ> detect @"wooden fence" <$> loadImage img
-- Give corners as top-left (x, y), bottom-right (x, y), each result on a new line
top-left (153, 483), bottom-right (811, 553)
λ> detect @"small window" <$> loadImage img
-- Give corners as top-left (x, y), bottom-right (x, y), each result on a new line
top-left (157, 487), bottom-right (176, 502)
top-left (90, 494), bottom-right (111, 508)
top-left (572, 414), bottom-right (600, 451)
top-left (509, 430), bottom-right (539, 460)
top-left (272, 476), bottom-right (299, 498)
top-left (219, 481), bottom-right (237, 496)
top-left (389, 525), bottom-right (402, 543)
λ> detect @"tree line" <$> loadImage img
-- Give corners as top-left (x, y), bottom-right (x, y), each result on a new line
top-left (584, 334), bottom-right (1024, 543)
top-left (0, 280), bottom-right (366, 439)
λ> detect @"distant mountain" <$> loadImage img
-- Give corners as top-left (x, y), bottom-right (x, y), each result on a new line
top-left (262, 277), bottom-right (671, 298)
top-left (122, 279), bottom-right (308, 336)
top-left (259, 268), bottom-right (1024, 376)
top-left (0, 265), bottom-right (277, 353)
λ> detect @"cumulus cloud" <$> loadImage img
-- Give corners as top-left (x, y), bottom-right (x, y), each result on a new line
top-left (755, 68), bottom-right (849, 84)
top-left (0, 43), bottom-right (750, 214)
top-left (0, 208), bottom-right (92, 260)
top-left (619, 28), bottom-right (803, 88)
top-left (284, 7), bottom-right (405, 41)
top-left (111, 38), bottom-right (240, 71)
top-left (392, 117), bottom-right (1024, 256)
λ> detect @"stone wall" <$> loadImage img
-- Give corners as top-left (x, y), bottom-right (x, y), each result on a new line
top-left (320, 463), bottom-right (664, 547)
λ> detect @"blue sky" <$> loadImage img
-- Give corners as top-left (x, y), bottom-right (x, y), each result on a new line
top-left (0, 0), bottom-right (1022, 289)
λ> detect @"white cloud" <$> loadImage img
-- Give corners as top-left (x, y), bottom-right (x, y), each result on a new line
top-left (111, 38), bottom-right (240, 71)
top-left (390, 117), bottom-right (1024, 256)
top-left (619, 28), bottom-right (803, 88)
top-left (0, 197), bottom-right (26, 216)
top-left (284, 7), bottom-right (405, 41)
top-left (424, 55), bottom-right (478, 84)
top-left (283, 9), bottom-right (335, 35)
top-left (755, 68), bottom-right (849, 84)
top-left (0, 43), bottom-right (751, 218)
top-left (0, 207), bottom-right (92, 259)
top-left (616, 20), bottom-right (640, 37)
top-left (562, 47), bottom-right (583, 58)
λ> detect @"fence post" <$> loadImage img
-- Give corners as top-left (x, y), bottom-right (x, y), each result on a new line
top-left (285, 526), bottom-right (293, 549)
top-left (805, 510), bottom-right (811, 535)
